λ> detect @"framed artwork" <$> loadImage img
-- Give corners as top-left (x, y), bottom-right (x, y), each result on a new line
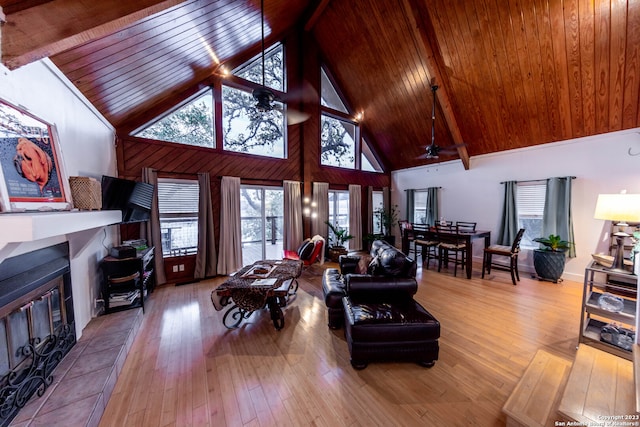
top-left (0, 99), bottom-right (72, 212)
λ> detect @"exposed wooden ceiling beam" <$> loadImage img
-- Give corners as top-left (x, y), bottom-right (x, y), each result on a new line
top-left (304, 0), bottom-right (331, 31)
top-left (1, 0), bottom-right (186, 70)
top-left (403, 0), bottom-right (470, 170)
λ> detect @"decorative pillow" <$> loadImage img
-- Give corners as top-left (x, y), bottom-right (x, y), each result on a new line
top-left (297, 240), bottom-right (314, 259)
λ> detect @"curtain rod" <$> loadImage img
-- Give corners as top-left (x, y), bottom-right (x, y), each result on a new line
top-left (500, 176), bottom-right (576, 184)
top-left (404, 187), bottom-right (442, 191)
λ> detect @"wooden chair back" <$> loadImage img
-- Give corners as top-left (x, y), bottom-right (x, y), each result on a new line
top-left (456, 221), bottom-right (477, 233)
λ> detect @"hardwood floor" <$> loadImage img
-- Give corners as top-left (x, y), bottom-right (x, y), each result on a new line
top-left (99, 261), bottom-right (584, 427)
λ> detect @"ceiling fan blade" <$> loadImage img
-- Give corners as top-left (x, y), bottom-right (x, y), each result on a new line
top-left (280, 80), bottom-right (318, 104)
top-left (272, 104), bottom-right (310, 125)
top-left (287, 109), bottom-right (310, 125)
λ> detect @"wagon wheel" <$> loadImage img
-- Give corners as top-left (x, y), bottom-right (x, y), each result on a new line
top-left (222, 305), bottom-right (252, 329)
top-left (269, 304), bottom-right (285, 330)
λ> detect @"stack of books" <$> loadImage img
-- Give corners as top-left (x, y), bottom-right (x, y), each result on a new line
top-left (109, 290), bottom-right (139, 307)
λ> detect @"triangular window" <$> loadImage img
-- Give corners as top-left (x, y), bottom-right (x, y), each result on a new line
top-left (132, 89), bottom-right (214, 147)
top-left (321, 68), bottom-right (348, 113)
top-left (233, 43), bottom-right (284, 92)
top-left (361, 138), bottom-right (383, 172)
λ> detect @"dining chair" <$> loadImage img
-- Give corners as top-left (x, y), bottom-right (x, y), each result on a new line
top-left (413, 224), bottom-right (439, 269)
top-left (398, 220), bottom-right (415, 255)
top-left (436, 224), bottom-right (467, 277)
top-left (455, 221), bottom-right (477, 232)
top-left (481, 228), bottom-right (526, 286)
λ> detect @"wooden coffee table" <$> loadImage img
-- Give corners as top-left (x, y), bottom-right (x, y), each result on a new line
top-left (211, 259), bottom-right (302, 330)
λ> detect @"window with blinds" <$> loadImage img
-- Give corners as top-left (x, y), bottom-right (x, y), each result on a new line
top-left (157, 179), bottom-right (199, 257)
top-left (517, 182), bottom-right (546, 249)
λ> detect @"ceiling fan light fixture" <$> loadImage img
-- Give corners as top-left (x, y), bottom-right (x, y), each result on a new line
top-left (253, 87), bottom-right (275, 111)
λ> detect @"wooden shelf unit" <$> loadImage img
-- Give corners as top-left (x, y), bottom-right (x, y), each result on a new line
top-left (580, 261), bottom-right (637, 360)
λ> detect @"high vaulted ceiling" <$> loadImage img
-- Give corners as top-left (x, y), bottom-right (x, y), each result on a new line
top-left (1, 0), bottom-right (639, 172)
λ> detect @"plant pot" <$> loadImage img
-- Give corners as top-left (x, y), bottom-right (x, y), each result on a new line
top-left (533, 249), bottom-right (566, 283)
top-left (328, 246), bottom-right (348, 263)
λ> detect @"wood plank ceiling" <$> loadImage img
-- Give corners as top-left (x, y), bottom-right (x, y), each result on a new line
top-left (1, 0), bottom-right (639, 171)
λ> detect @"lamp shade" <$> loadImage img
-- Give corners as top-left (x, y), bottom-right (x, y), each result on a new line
top-left (594, 194), bottom-right (640, 222)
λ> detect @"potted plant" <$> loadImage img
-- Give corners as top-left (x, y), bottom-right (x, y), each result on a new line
top-left (325, 221), bottom-right (354, 262)
top-left (374, 204), bottom-right (399, 246)
top-left (532, 234), bottom-right (572, 283)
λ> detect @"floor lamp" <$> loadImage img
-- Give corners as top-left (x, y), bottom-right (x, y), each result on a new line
top-left (594, 193), bottom-right (640, 274)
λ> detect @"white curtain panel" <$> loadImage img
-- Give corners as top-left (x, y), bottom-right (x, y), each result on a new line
top-left (349, 184), bottom-right (362, 250)
top-left (217, 176), bottom-right (243, 275)
top-left (141, 167), bottom-right (166, 285)
top-left (194, 172), bottom-right (217, 279)
top-left (311, 182), bottom-right (329, 240)
top-left (283, 180), bottom-right (303, 251)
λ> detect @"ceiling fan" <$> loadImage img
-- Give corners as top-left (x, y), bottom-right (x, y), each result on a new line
top-left (419, 83), bottom-right (465, 159)
top-left (252, 0), bottom-right (310, 125)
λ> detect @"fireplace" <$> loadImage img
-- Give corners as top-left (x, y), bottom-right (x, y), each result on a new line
top-left (0, 243), bottom-right (75, 426)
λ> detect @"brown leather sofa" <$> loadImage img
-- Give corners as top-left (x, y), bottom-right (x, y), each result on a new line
top-left (322, 240), bottom-right (440, 369)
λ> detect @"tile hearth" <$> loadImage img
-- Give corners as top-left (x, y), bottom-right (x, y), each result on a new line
top-left (10, 309), bottom-right (142, 427)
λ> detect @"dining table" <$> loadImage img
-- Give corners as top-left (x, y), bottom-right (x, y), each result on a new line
top-left (402, 225), bottom-right (491, 279)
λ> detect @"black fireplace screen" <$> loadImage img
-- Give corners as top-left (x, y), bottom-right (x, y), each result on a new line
top-left (0, 243), bottom-right (75, 426)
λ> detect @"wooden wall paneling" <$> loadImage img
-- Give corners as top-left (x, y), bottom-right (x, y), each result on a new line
top-left (163, 255), bottom-right (196, 284)
top-left (492, 0), bottom-right (534, 146)
top-left (520, 0), bottom-right (554, 144)
top-left (459, 0), bottom-right (506, 149)
top-left (608, 0), bottom-right (627, 130)
top-left (473, 0), bottom-right (521, 148)
top-left (564, 0), bottom-right (587, 137)
top-left (1, 0), bottom-right (187, 69)
top-left (549, 0), bottom-right (574, 140)
top-left (504, 0), bottom-right (544, 145)
top-left (431, 0), bottom-right (486, 153)
top-left (625, 0), bottom-right (640, 127)
top-left (534, 0), bottom-right (563, 142)
top-left (451, 1), bottom-right (500, 149)
top-left (594, 0), bottom-right (611, 133)
top-left (51, 1), bottom-right (209, 68)
top-left (579, 0), bottom-right (597, 134)
top-left (55, 1), bottom-right (216, 78)
top-left (403, 0), bottom-right (470, 168)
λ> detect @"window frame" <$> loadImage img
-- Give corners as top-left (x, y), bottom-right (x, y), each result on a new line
top-left (130, 87), bottom-right (215, 148)
top-left (157, 178), bottom-right (200, 258)
top-left (320, 65), bottom-right (384, 172)
top-left (320, 112), bottom-right (359, 169)
top-left (220, 82), bottom-right (287, 159)
top-left (239, 185), bottom-right (285, 265)
top-left (516, 181), bottom-right (546, 250)
top-left (371, 190), bottom-right (384, 234)
top-left (328, 189), bottom-right (350, 248)
top-left (412, 190), bottom-right (429, 225)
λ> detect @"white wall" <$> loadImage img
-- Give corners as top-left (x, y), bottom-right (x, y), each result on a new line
top-left (392, 129), bottom-right (640, 282)
top-left (0, 59), bottom-right (118, 338)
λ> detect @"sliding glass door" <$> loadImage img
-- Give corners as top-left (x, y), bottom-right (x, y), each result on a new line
top-left (240, 186), bottom-right (284, 265)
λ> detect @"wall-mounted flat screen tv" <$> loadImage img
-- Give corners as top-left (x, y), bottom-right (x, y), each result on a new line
top-left (101, 175), bottom-right (154, 223)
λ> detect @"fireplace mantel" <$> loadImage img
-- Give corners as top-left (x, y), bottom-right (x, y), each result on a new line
top-left (0, 210), bottom-right (122, 260)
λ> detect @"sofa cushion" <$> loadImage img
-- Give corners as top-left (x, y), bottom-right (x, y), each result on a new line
top-left (322, 268), bottom-right (347, 308)
top-left (368, 240), bottom-right (416, 278)
top-left (343, 298), bottom-right (440, 342)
